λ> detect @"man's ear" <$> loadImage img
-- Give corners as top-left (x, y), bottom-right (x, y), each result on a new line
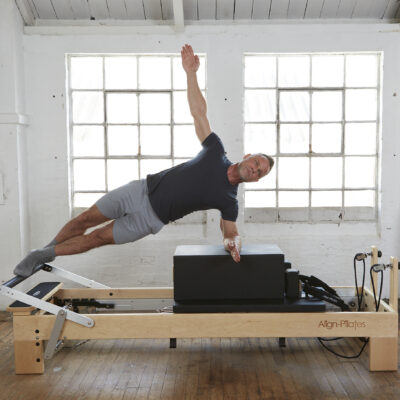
top-left (243, 153), bottom-right (251, 160)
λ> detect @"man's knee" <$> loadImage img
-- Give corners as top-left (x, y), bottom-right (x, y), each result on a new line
top-left (87, 223), bottom-right (115, 247)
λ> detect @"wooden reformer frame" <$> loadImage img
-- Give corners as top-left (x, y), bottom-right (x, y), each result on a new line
top-left (3, 246), bottom-right (399, 374)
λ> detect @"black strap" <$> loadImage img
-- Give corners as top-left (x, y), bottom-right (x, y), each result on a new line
top-left (299, 274), bottom-right (350, 311)
top-left (299, 274), bottom-right (338, 296)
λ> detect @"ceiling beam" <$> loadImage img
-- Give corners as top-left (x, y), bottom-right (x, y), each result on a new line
top-left (14, 0), bottom-right (35, 25)
top-left (173, 0), bottom-right (184, 31)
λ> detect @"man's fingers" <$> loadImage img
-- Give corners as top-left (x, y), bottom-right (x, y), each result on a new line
top-left (231, 249), bottom-right (240, 263)
top-left (184, 44), bottom-right (194, 57)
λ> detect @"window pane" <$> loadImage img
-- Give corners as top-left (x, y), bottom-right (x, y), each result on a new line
top-left (345, 123), bottom-right (376, 155)
top-left (312, 55), bottom-right (344, 87)
top-left (311, 158), bottom-right (342, 189)
top-left (279, 157), bottom-right (309, 188)
top-left (346, 55), bottom-right (378, 88)
top-left (174, 91), bottom-right (197, 123)
top-left (140, 93), bottom-right (170, 124)
top-left (108, 126), bottom-right (138, 156)
top-left (280, 124), bottom-right (308, 153)
top-left (107, 160), bottom-right (138, 190)
top-left (173, 56), bottom-right (206, 89)
top-left (344, 190), bottom-right (374, 207)
top-left (74, 160), bottom-right (105, 191)
top-left (244, 124), bottom-right (276, 156)
top-left (138, 57), bottom-right (171, 89)
top-left (105, 56), bottom-right (137, 89)
top-left (72, 92), bottom-right (104, 123)
top-left (312, 123), bottom-right (341, 153)
top-left (174, 125), bottom-right (202, 157)
top-left (345, 89), bottom-right (377, 121)
top-left (70, 57), bottom-right (103, 89)
top-left (140, 159), bottom-right (173, 179)
top-left (278, 56), bottom-right (310, 87)
top-left (245, 161), bottom-right (276, 189)
top-left (312, 91), bottom-right (342, 122)
top-left (279, 191), bottom-right (308, 207)
top-left (244, 90), bottom-right (276, 122)
top-left (73, 126), bottom-right (104, 157)
top-left (280, 92), bottom-right (309, 122)
top-left (345, 157), bottom-right (375, 188)
top-left (107, 93), bottom-right (138, 123)
top-left (245, 191), bottom-right (276, 207)
top-left (74, 193), bottom-right (105, 208)
top-left (244, 56), bottom-right (276, 87)
top-left (312, 191), bottom-right (342, 207)
top-left (141, 125), bottom-right (171, 156)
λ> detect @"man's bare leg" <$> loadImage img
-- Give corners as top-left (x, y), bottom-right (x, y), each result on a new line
top-left (47, 205), bottom-right (111, 246)
top-left (14, 205), bottom-right (113, 277)
top-left (55, 221), bottom-right (115, 256)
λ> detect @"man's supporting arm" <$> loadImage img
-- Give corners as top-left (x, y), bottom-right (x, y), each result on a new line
top-left (220, 218), bottom-right (241, 263)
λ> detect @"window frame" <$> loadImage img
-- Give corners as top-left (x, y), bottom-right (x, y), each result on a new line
top-left (243, 52), bottom-right (381, 223)
top-left (67, 53), bottom-right (206, 220)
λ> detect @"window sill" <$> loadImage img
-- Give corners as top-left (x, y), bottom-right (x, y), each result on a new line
top-left (244, 207), bottom-right (376, 223)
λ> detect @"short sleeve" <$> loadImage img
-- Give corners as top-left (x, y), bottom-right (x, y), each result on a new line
top-left (201, 132), bottom-right (225, 154)
top-left (220, 200), bottom-right (238, 222)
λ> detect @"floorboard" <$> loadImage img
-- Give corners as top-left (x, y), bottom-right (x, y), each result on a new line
top-left (0, 319), bottom-right (399, 400)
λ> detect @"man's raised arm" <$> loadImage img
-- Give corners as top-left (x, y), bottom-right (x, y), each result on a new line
top-left (181, 44), bottom-right (211, 143)
top-left (220, 218), bottom-right (241, 263)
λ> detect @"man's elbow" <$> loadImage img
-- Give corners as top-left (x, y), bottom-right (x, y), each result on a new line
top-left (191, 105), bottom-right (207, 119)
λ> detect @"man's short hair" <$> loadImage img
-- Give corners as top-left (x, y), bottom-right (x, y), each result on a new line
top-left (259, 153), bottom-right (275, 171)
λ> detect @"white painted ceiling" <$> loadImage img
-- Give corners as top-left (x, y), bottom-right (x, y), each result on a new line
top-left (14, 0), bottom-right (400, 27)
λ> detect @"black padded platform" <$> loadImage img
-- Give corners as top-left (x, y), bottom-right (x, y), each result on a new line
top-left (8, 282), bottom-right (61, 308)
top-left (174, 244), bottom-right (285, 301)
top-left (173, 295), bottom-right (326, 313)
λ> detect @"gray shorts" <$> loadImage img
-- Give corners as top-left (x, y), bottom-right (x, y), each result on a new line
top-left (95, 179), bottom-right (164, 245)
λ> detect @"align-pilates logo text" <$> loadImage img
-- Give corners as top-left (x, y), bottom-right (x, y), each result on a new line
top-left (318, 320), bottom-right (366, 330)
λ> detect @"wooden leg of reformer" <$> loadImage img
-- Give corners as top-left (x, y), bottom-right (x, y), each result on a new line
top-left (368, 337), bottom-right (398, 371)
top-left (14, 340), bottom-right (44, 374)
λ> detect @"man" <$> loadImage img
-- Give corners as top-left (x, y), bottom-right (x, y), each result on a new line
top-left (14, 44), bottom-right (274, 278)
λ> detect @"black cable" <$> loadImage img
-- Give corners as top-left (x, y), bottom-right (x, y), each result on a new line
top-left (353, 256), bottom-right (366, 311)
top-left (317, 337), bottom-right (369, 359)
top-left (316, 251), bottom-right (379, 360)
top-left (370, 267), bottom-right (384, 312)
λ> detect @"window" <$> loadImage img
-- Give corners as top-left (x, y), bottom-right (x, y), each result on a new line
top-left (67, 54), bottom-right (206, 211)
top-left (243, 53), bottom-right (380, 222)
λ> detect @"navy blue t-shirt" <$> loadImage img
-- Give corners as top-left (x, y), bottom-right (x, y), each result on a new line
top-left (146, 132), bottom-right (238, 224)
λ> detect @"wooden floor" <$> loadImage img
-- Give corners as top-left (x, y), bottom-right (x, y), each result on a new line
top-left (0, 317), bottom-right (399, 400)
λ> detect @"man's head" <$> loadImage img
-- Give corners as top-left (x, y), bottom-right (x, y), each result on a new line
top-left (237, 153), bottom-right (274, 183)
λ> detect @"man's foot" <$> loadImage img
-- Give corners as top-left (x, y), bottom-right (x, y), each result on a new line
top-left (13, 247), bottom-right (56, 277)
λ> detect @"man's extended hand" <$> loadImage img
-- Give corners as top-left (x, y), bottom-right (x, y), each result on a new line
top-left (181, 44), bottom-right (200, 73)
top-left (224, 238), bottom-right (241, 263)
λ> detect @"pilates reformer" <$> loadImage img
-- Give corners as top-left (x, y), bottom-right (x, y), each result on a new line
top-left (1, 244), bottom-right (398, 374)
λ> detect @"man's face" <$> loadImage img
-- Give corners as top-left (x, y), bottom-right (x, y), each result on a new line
top-left (238, 154), bottom-right (271, 183)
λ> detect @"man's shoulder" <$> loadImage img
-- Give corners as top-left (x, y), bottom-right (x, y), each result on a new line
top-left (201, 132), bottom-right (225, 152)
top-left (201, 132), bottom-right (220, 145)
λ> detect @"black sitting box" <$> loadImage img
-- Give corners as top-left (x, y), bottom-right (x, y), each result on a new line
top-left (173, 244), bottom-right (325, 313)
top-left (174, 244), bottom-right (285, 302)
